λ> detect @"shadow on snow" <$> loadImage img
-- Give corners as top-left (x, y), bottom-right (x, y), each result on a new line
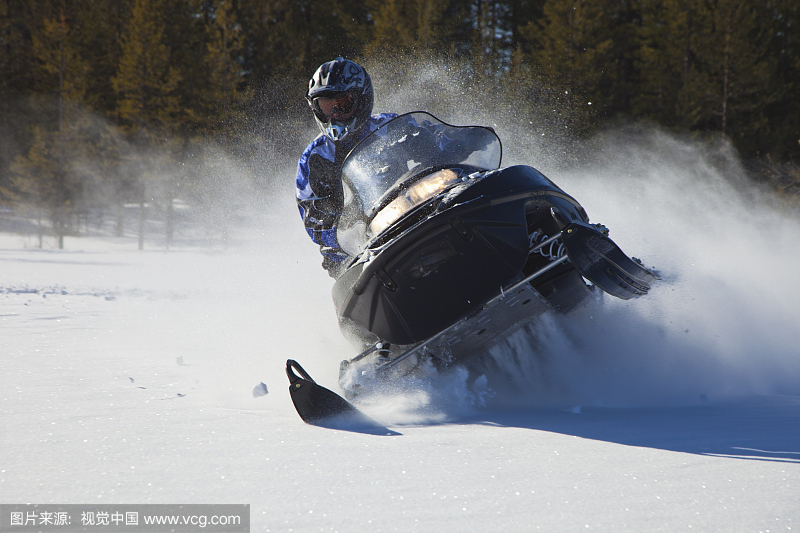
top-left (462, 396), bottom-right (800, 463)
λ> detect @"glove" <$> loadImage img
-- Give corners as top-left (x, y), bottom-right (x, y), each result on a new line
top-left (321, 246), bottom-right (349, 279)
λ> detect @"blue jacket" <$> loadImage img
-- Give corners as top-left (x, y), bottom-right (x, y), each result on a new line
top-left (296, 113), bottom-right (397, 269)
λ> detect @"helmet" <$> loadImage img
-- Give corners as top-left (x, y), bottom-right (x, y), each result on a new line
top-left (307, 57), bottom-right (374, 142)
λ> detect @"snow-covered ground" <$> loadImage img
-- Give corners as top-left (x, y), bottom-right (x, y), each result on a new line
top-left (2, 129), bottom-right (800, 532)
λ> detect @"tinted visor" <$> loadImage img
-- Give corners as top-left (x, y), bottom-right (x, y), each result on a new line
top-left (313, 92), bottom-right (358, 121)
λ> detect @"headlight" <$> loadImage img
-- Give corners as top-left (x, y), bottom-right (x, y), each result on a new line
top-left (369, 169), bottom-right (460, 236)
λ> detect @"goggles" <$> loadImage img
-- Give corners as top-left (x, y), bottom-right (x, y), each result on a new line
top-left (313, 92), bottom-right (358, 121)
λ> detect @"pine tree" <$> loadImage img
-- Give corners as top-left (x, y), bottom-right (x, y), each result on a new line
top-left (112, 0), bottom-right (184, 249)
top-left (767, 0), bottom-right (800, 161)
top-left (690, 0), bottom-right (776, 147)
top-left (365, 0), bottom-right (454, 59)
top-left (0, 0), bottom-right (50, 204)
top-left (200, 0), bottom-right (252, 137)
top-left (636, 0), bottom-right (781, 157)
top-left (10, 126), bottom-right (75, 247)
top-left (12, 7), bottom-right (93, 248)
top-left (0, 0), bottom-right (11, 100)
top-left (520, 0), bottom-right (615, 133)
top-left (70, 0), bottom-right (133, 118)
top-left (33, 10), bottom-right (90, 127)
top-left (112, 0), bottom-right (182, 136)
top-left (635, 0), bottom-right (711, 129)
top-left (243, 0), bottom-right (375, 91)
top-left (471, 0), bottom-right (510, 83)
top-left (366, 0), bottom-right (416, 56)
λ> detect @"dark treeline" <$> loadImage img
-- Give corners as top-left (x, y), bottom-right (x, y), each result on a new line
top-left (1, 0), bottom-right (798, 246)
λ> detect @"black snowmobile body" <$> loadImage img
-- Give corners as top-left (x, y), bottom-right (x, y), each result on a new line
top-left (287, 112), bottom-right (656, 422)
top-left (332, 162), bottom-right (591, 347)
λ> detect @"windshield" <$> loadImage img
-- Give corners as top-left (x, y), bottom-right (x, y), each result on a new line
top-left (338, 112), bottom-right (502, 256)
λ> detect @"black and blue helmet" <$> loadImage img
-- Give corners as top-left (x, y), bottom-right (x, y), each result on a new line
top-left (306, 58), bottom-right (374, 142)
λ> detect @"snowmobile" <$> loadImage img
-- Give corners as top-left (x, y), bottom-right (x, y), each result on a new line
top-left (287, 112), bottom-right (656, 424)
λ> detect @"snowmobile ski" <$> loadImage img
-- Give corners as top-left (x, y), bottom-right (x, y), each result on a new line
top-left (560, 221), bottom-right (657, 300)
top-left (286, 359), bottom-right (363, 424)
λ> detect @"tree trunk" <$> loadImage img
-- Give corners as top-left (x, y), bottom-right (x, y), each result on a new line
top-left (115, 202), bottom-right (125, 237)
top-left (165, 196), bottom-right (173, 250)
top-left (37, 209), bottom-right (43, 249)
top-left (138, 193), bottom-right (145, 251)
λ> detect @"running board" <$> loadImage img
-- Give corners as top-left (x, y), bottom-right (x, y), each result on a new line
top-left (376, 276), bottom-right (552, 374)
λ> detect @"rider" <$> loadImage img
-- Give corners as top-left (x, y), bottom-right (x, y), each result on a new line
top-left (296, 57), bottom-right (397, 277)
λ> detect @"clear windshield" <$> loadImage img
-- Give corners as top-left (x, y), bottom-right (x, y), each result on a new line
top-left (338, 112), bottom-right (502, 256)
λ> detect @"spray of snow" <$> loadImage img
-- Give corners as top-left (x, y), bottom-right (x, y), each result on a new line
top-left (6, 61), bottom-right (797, 426)
top-left (330, 60), bottom-right (800, 422)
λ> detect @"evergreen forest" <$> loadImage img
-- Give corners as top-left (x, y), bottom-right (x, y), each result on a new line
top-left (1, 0), bottom-right (798, 247)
